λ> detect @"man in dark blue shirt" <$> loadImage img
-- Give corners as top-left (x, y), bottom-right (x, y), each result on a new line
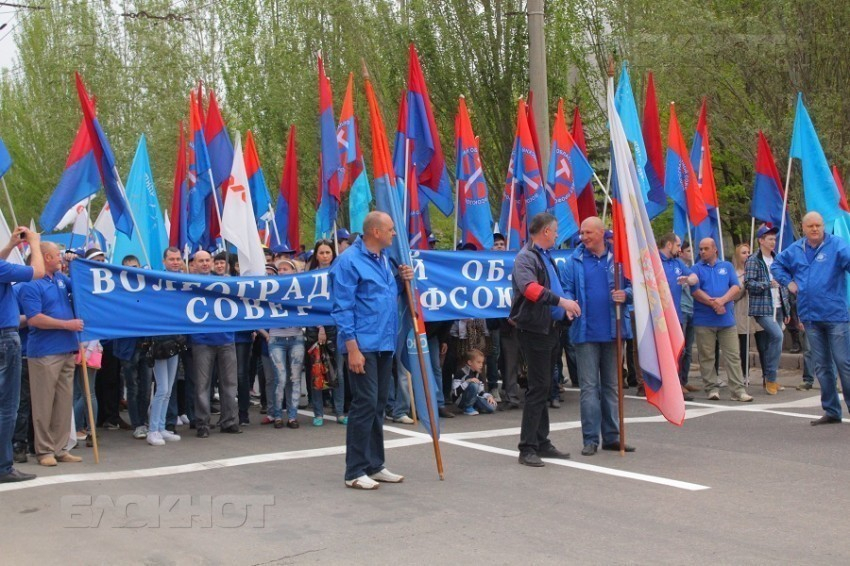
top-left (561, 217), bottom-right (634, 456)
top-left (690, 238), bottom-right (752, 402)
top-left (19, 242), bottom-right (84, 467)
top-left (190, 250), bottom-right (240, 438)
top-left (0, 227), bottom-right (43, 483)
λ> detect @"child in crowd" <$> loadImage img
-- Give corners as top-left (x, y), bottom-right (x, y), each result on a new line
top-left (452, 349), bottom-right (496, 416)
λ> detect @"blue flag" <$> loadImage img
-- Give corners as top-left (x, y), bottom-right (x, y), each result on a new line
top-left (348, 168), bottom-right (371, 234)
top-left (113, 136), bottom-right (168, 269)
top-left (614, 63), bottom-right (662, 217)
top-left (790, 93), bottom-right (843, 227)
top-left (0, 136), bottom-right (11, 178)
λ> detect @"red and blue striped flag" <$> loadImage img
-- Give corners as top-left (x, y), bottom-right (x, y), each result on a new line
top-left (315, 55), bottom-right (342, 239)
top-left (454, 96), bottom-right (493, 250)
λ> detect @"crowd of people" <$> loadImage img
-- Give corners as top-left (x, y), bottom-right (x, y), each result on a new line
top-left (1, 209), bottom-right (849, 487)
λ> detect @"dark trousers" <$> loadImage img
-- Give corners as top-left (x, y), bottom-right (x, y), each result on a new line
top-left (235, 341), bottom-right (253, 422)
top-left (95, 344), bottom-right (121, 427)
top-left (555, 326), bottom-right (578, 387)
top-left (517, 328), bottom-right (559, 455)
top-left (679, 314), bottom-right (695, 385)
top-left (486, 327), bottom-right (501, 390)
top-left (120, 347), bottom-right (152, 429)
top-left (13, 356), bottom-right (33, 452)
top-left (499, 327), bottom-right (522, 405)
top-left (344, 351), bottom-right (393, 481)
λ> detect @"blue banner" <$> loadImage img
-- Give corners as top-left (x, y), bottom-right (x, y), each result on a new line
top-left (71, 249), bottom-right (576, 340)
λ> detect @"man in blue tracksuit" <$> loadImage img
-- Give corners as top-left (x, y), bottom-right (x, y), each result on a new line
top-left (561, 217), bottom-right (635, 456)
top-left (330, 211), bottom-right (413, 490)
top-left (771, 211), bottom-right (850, 425)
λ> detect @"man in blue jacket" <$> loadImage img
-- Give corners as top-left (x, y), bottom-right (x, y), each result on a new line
top-left (772, 211), bottom-right (850, 425)
top-left (562, 217), bottom-right (634, 456)
top-left (330, 211), bottom-right (413, 490)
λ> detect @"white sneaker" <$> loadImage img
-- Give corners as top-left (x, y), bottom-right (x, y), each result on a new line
top-left (133, 426), bottom-right (148, 439)
top-left (146, 431), bottom-right (165, 446)
top-left (392, 415), bottom-right (415, 425)
top-left (369, 468), bottom-right (404, 483)
top-left (178, 415), bottom-right (190, 426)
top-left (160, 430), bottom-right (181, 442)
top-left (491, 389), bottom-right (503, 403)
top-left (345, 474), bottom-right (380, 490)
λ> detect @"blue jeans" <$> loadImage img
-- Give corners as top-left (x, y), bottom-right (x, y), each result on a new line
top-left (427, 336), bottom-right (446, 407)
top-left (345, 351), bottom-right (393, 481)
top-left (73, 365), bottom-right (98, 432)
top-left (387, 359), bottom-right (411, 419)
top-left (120, 349), bottom-right (151, 428)
top-left (754, 312), bottom-right (783, 382)
top-left (576, 341), bottom-right (620, 447)
top-left (268, 336), bottom-right (304, 421)
top-left (805, 321), bottom-right (850, 419)
top-left (0, 331), bottom-right (22, 475)
top-left (167, 349), bottom-right (195, 426)
top-left (150, 356), bottom-right (179, 433)
top-left (457, 382), bottom-right (495, 414)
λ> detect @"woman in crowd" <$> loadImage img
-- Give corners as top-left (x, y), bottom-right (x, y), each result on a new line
top-left (266, 259), bottom-right (305, 429)
top-left (732, 243), bottom-right (755, 378)
top-left (305, 240), bottom-right (347, 426)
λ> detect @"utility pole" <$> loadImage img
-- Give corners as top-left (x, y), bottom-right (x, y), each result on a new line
top-left (527, 0), bottom-right (549, 173)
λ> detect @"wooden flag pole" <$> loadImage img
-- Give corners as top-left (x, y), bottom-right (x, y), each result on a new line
top-left (778, 156), bottom-right (793, 251)
top-left (745, 217), bottom-right (755, 387)
top-left (614, 263), bottom-right (626, 456)
top-left (402, 280), bottom-right (442, 479)
top-left (1, 177), bottom-right (19, 228)
top-left (78, 345), bottom-right (99, 464)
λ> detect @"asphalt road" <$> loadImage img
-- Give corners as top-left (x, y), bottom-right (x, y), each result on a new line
top-left (2, 369), bottom-right (849, 565)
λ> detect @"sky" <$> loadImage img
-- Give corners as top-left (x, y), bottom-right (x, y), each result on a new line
top-left (0, 11), bottom-right (20, 71)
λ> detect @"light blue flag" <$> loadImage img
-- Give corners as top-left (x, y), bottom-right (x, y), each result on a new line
top-left (0, 135), bottom-right (12, 178)
top-left (113, 135), bottom-right (168, 269)
top-left (348, 167), bottom-right (372, 234)
top-left (831, 212), bottom-right (850, 305)
top-left (790, 93), bottom-right (842, 228)
top-left (614, 63), bottom-right (660, 217)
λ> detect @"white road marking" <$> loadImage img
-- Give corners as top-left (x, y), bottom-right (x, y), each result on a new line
top-left (2, 394), bottom-right (826, 494)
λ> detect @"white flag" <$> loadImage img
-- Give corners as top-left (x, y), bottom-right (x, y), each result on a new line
top-left (221, 136), bottom-right (266, 276)
top-left (94, 202), bottom-right (116, 252)
top-left (0, 207), bottom-right (25, 264)
top-left (56, 197), bottom-right (92, 231)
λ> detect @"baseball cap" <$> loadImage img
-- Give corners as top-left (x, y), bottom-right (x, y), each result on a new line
top-left (756, 225), bottom-right (779, 239)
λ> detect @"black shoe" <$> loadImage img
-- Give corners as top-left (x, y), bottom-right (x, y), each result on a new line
top-left (506, 403), bottom-right (521, 410)
top-left (683, 393), bottom-right (694, 401)
top-left (12, 447), bottom-right (27, 464)
top-left (240, 419), bottom-right (250, 426)
top-left (789, 344), bottom-right (802, 354)
top-left (602, 442), bottom-right (636, 452)
top-left (538, 446), bottom-right (570, 460)
top-left (581, 444), bottom-right (598, 456)
top-left (287, 419), bottom-right (300, 429)
top-left (221, 425), bottom-right (242, 434)
top-left (811, 415), bottom-right (842, 426)
top-left (196, 427), bottom-right (210, 438)
top-left (438, 407), bottom-right (454, 419)
top-left (165, 424), bottom-right (176, 434)
top-left (549, 399), bottom-right (561, 409)
top-left (0, 469), bottom-right (36, 483)
top-left (518, 452), bottom-right (545, 467)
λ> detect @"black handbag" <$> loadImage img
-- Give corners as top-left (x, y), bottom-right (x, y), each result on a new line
top-left (149, 335), bottom-right (188, 360)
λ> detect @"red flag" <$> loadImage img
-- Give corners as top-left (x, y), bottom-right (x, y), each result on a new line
top-left (277, 125), bottom-right (300, 252)
top-left (692, 98), bottom-right (719, 208)
top-left (667, 103), bottom-right (708, 226)
top-left (833, 166), bottom-right (850, 213)
top-left (571, 106), bottom-right (598, 222)
top-left (169, 121), bottom-right (187, 248)
top-left (642, 72), bottom-right (665, 200)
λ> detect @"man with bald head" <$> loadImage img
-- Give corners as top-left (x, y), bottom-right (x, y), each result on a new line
top-left (561, 216), bottom-right (634, 455)
top-left (330, 211), bottom-right (414, 489)
top-left (773, 211), bottom-right (850, 425)
top-left (190, 249), bottom-right (241, 438)
top-left (19, 242), bottom-right (85, 466)
top-left (690, 237), bottom-right (752, 402)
